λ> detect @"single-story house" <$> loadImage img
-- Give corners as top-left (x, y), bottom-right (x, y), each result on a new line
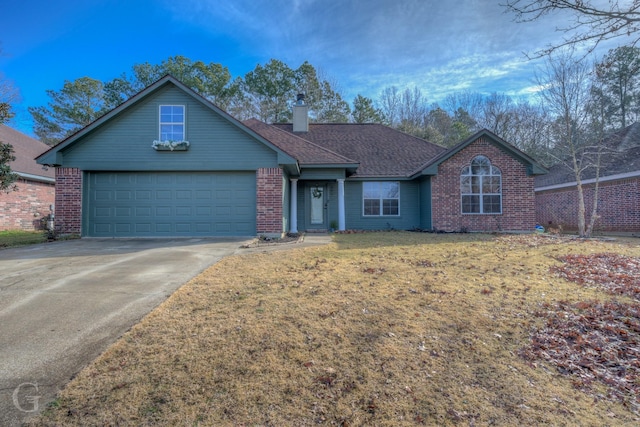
top-left (36, 75), bottom-right (546, 238)
top-left (535, 123), bottom-right (640, 233)
top-left (0, 124), bottom-right (55, 231)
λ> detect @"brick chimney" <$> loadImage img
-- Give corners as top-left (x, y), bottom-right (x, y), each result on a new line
top-left (292, 93), bottom-right (308, 133)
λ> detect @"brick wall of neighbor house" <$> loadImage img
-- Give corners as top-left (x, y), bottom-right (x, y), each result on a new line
top-left (536, 177), bottom-right (640, 232)
top-left (431, 137), bottom-right (536, 232)
top-left (54, 167), bottom-right (82, 234)
top-left (256, 167), bottom-right (283, 235)
top-left (0, 178), bottom-right (55, 231)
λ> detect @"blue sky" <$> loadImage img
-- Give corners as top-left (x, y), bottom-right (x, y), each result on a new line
top-left (0, 0), bottom-right (623, 135)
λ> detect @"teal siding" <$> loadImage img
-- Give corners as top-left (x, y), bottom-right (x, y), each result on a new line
top-left (83, 171), bottom-right (256, 237)
top-left (61, 85), bottom-right (278, 171)
top-left (299, 168), bottom-right (346, 180)
top-left (344, 180), bottom-right (421, 230)
top-left (420, 177), bottom-right (432, 230)
top-left (295, 183), bottom-right (307, 230)
top-left (293, 180), bottom-right (421, 231)
top-left (295, 181), bottom-right (339, 231)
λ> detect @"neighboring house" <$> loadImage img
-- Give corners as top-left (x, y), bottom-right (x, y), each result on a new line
top-left (36, 75), bottom-right (546, 238)
top-left (535, 123), bottom-right (640, 233)
top-left (0, 125), bottom-right (55, 231)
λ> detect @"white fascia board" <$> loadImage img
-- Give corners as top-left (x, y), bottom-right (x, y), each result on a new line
top-left (15, 172), bottom-right (55, 184)
top-left (535, 170), bottom-right (640, 192)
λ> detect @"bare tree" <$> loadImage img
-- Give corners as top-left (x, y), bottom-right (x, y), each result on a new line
top-left (504, 0), bottom-right (640, 57)
top-left (537, 49), bottom-right (607, 237)
top-left (398, 87), bottom-right (428, 136)
top-left (378, 86), bottom-right (402, 127)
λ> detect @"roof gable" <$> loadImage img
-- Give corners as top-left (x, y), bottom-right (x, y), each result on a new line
top-left (36, 75), bottom-right (296, 166)
top-left (418, 129), bottom-right (548, 176)
top-left (0, 124), bottom-right (54, 181)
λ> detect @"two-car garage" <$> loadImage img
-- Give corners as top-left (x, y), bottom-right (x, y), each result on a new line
top-left (84, 172), bottom-right (256, 237)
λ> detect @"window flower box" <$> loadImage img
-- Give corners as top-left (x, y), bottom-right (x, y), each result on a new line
top-left (152, 140), bottom-right (190, 151)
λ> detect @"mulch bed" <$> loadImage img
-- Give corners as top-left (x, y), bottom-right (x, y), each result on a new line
top-left (240, 233), bottom-right (303, 248)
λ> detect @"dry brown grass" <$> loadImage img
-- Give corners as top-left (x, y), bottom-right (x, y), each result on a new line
top-left (30, 232), bottom-right (640, 426)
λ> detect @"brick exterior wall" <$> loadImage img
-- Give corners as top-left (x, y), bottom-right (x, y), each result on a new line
top-left (54, 167), bottom-right (82, 235)
top-left (0, 178), bottom-right (55, 231)
top-left (431, 137), bottom-right (537, 232)
top-left (536, 177), bottom-right (640, 232)
top-left (256, 167), bottom-right (284, 235)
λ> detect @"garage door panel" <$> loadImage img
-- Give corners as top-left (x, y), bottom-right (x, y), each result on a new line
top-left (175, 223), bottom-right (191, 232)
top-left (176, 206), bottom-right (192, 216)
top-left (93, 223), bottom-right (112, 234)
top-left (156, 206), bottom-right (172, 216)
top-left (136, 207), bottom-right (151, 217)
top-left (156, 190), bottom-right (172, 200)
top-left (135, 190), bottom-right (151, 200)
top-left (136, 223), bottom-right (152, 233)
top-left (176, 190), bottom-right (191, 199)
top-left (115, 223), bottom-right (131, 233)
top-left (195, 190), bottom-right (212, 199)
top-left (86, 172), bottom-right (256, 237)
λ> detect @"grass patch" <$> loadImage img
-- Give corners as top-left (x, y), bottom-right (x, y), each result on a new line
top-left (30, 232), bottom-right (640, 426)
top-left (0, 230), bottom-right (48, 248)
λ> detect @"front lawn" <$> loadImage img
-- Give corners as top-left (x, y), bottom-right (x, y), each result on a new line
top-left (31, 232), bottom-right (640, 426)
top-left (0, 230), bottom-right (48, 248)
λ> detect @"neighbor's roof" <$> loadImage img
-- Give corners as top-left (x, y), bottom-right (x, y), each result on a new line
top-left (0, 124), bottom-right (55, 181)
top-left (535, 122), bottom-right (640, 189)
top-left (273, 123), bottom-right (447, 178)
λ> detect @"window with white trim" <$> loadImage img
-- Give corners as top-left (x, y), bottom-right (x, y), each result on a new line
top-left (461, 156), bottom-right (502, 214)
top-left (159, 105), bottom-right (185, 141)
top-left (363, 182), bottom-right (400, 216)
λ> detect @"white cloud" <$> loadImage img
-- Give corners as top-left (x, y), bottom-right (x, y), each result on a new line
top-left (165, 0), bottom-right (564, 103)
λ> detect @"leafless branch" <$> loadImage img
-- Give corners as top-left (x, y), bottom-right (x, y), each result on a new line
top-left (503, 0), bottom-right (640, 57)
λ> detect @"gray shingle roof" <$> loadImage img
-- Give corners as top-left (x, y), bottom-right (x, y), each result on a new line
top-left (535, 123), bottom-right (640, 188)
top-left (272, 123), bottom-right (447, 178)
top-left (0, 125), bottom-right (55, 180)
top-left (243, 119), bottom-right (358, 166)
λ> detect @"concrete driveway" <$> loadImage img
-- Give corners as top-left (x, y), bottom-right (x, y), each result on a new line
top-left (0, 237), bottom-right (251, 426)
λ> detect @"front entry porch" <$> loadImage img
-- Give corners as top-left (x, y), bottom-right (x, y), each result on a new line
top-left (289, 178), bottom-right (345, 233)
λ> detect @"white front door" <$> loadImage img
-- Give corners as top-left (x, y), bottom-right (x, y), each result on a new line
top-left (310, 186), bottom-right (324, 225)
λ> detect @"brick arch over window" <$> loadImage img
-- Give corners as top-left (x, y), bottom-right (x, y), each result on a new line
top-left (460, 155), bottom-right (502, 214)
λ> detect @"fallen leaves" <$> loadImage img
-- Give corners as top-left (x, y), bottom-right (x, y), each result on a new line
top-left (521, 252), bottom-right (640, 412)
top-left (552, 253), bottom-right (640, 300)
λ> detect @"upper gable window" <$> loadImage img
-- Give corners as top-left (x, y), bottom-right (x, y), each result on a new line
top-left (363, 182), bottom-right (400, 216)
top-left (159, 105), bottom-right (185, 141)
top-left (460, 156), bottom-right (502, 214)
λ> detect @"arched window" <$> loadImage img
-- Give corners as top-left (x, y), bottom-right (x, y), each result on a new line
top-left (460, 156), bottom-right (502, 214)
